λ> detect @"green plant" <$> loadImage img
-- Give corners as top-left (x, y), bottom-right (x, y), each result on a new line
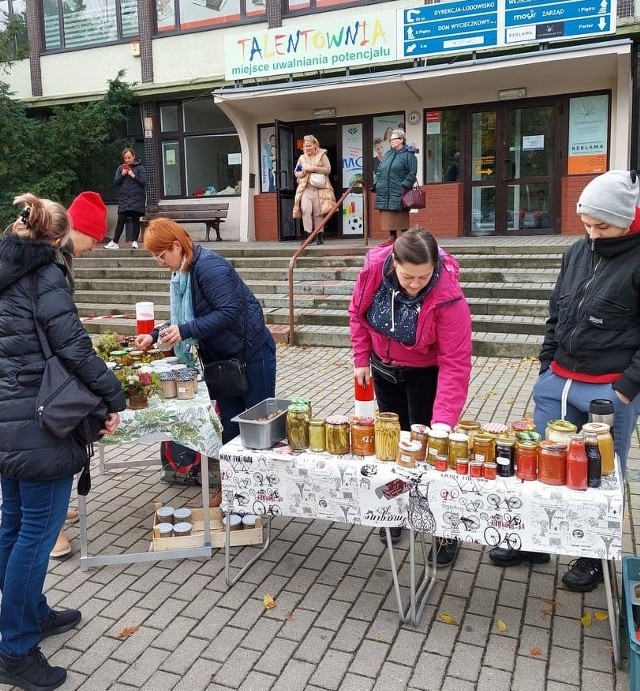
top-left (95, 331), bottom-right (123, 360)
top-left (115, 367), bottom-right (161, 399)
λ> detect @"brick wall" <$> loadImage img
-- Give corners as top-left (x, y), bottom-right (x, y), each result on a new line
top-left (425, 184), bottom-right (463, 237)
top-left (562, 175), bottom-right (595, 235)
top-left (254, 194), bottom-right (278, 241)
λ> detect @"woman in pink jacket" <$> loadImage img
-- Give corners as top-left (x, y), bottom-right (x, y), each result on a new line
top-left (349, 227), bottom-right (472, 561)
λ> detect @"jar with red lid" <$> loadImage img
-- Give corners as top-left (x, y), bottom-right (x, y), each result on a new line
top-left (351, 416), bottom-right (375, 456)
top-left (566, 434), bottom-right (588, 490)
top-left (538, 441), bottom-right (567, 486)
top-left (515, 440), bottom-right (538, 481)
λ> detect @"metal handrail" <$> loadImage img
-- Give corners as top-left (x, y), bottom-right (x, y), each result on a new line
top-left (287, 179), bottom-right (369, 346)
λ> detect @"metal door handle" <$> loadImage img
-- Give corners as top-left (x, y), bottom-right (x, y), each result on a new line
top-left (503, 159), bottom-right (515, 181)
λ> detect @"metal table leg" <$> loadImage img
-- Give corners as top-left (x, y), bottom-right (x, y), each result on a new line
top-left (410, 531), bottom-right (438, 625)
top-left (224, 515), bottom-right (273, 586)
top-left (602, 558), bottom-right (622, 668)
top-left (385, 527), bottom-right (412, 623)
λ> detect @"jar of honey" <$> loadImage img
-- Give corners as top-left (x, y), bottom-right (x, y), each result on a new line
top-left (308, 418), bottom-right (326, 452)
top-left (448, 432), bottom-right (469, 469)
top-left (426, 429), bottom-right (448, 466)
top-left (410, 424), bottom-right (430, 462)
top-left (396, 440), bottom-right (422, 468)
top-left (325, 415), bottom-right (350, 455)
top-left (515, 440), bottom-right (539, 481)
top-left (375, 412), bottom-right (401, 462)
top-left (581, 422), bottom-right (615, 476)
top-left (472, 433), bottom-right (495, 463)
top-left (351, 416), bottom-right (375, 456)
top-left (538, 441), bottom-right (567, 485)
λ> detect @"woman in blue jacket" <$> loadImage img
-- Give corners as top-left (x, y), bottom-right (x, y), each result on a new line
top-left (373, 129), bottom-right (417, 240)
top-left (135, 218), bottom-right (276, 442)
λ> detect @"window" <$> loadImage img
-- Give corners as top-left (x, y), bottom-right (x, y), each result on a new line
top-left (425, 109), bottom-right (462, 183)
top-left (284, 0), bottom-right (387, 13)
top-left (43, 0), bottom-right (138, 51)
top-left (156, 0), bottom-right (265, 33)
top-left (0, 0), bottom-right (27, 57)
top-left (159, 98), bottom-right (241, 198)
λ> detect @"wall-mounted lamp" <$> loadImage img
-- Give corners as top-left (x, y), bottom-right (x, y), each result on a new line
top-left (498, 87), bottom-right (526, 101)
top-left (143, 116), bottom-right (154, 139)
top-left (313, 107), bottom-right (336, 118)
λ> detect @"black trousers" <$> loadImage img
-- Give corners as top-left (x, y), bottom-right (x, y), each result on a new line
top-left (371, 357), bottom-right (439, 431)
top-left (113, 211), bottom-right (142, 243)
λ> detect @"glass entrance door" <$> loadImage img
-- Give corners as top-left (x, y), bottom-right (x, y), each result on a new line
top-left (469, 102), bottom-right (557, 236)
top-left (275, 120), bottom-right (297, 240)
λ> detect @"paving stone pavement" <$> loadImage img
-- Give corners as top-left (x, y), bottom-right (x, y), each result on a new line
top-left (36, 344), bottom-right (636, 691)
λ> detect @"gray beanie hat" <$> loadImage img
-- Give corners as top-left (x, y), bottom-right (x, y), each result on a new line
top-left (576, 170), bottom-right (640, 228)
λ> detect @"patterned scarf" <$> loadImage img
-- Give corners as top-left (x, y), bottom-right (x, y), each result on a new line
top-left (169, 269), bottom-right (198, 365)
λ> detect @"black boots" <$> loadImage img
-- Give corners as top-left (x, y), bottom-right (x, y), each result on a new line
top-left (316, 233), bottom-right (324, 245)
top-left (0, 647), bottom-right (66, 691)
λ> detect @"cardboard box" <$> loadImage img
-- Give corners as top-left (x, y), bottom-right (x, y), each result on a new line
top-left (151, 504), bottom-right (263, 552)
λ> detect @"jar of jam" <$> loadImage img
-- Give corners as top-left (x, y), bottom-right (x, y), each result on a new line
top-left (308, 418), bottom-right (326, 452)
top-left (426, 429), bottom-right (448, 466)
top-left (351, 416), bottom-right (375, 456)
top-left (396, 440), bottom-right (422, 468)
top-left (435, 455), bottom-right (449, 471)
top-left (448, 432), bottom-right (469, 469)
top-left (496, 438), bottom-right (516, 476)
top-left (566, 434), bottom-right (588, 490)
top-left (469, 460), bottom-right (483, 478)
top-left (538, 441), bottom-right (567, 485)
top-left (472, 433), bottom-right (495, 463)
top-left (287, 403), bottom-right (310, 450)
top-left (456, 457), bottom-right (469, 475)
top-left (325, 415), bottom-right (350, 455)
top-left (483, 462), bottom-right (497, 480)
top-left (456, 420), bottom-right (482, 452)
top-left (410, 424), bottom-right (430, 462)
top-left (545, 419), bottom-right (578, 445)
top-left (515, 440), bottom-right (538, 481)
top-left (375, 412), bottom-right (401, 462)
top-left (581, 422), bottom-right (614, 476)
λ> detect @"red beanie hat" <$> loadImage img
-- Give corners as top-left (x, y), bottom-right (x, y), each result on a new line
top-left (67, 192), bottom-right (107, 241)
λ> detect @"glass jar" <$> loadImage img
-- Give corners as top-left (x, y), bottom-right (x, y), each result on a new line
top-left (456, 420), bottom-right (482, 452)
top-left (175, 371), bottom-right (195, 400)
top-left (410, 424), bottom-right (430, 462)
top-left (566, 434), bottom-right (588, 491)
top-left (511, 419), bottom-right (536, 433)
top-left (351, 416), bottom-right (375, 457)
top-left (496, 438), bottom-right (516, 477)
top-left (396, 440), bottom-right (422, 468)
top-left (308, 418), bottom-right (326, 452)
top-left (545, 419), bottom-right (578, 445)
top-left (325, 415), bottom-right (350, 455)
top-left (472, 433), bottom-right (495, 463)
top-left (581, 422), bottom-right (614, 476)
top-left (287, 403), bottom-right (310, 449)
top-left (159, 371), bottom-right (177, 398)
top-left (374, 412), bottom-right (401, 462)
top-left (538, 441), bottom-right (567, 485)
top-left (447, 432), bottom-right (469, 469)
top-left (515, 440), bottom-right (538, 481)
top-left (109, 350), bottom-right (128, 366)
top-left (426, 429), bottom-right (448, 466)
top-left (291, 396), bottom-right (312, 419)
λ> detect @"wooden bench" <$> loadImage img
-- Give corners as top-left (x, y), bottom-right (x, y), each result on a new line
top-left (141, 203), bottom-right (229, 242)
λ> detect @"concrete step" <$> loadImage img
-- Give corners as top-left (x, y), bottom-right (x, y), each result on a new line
top-left (74, 290), bottom-right (171, 306)
top-left (455, 254), bottom-right (562, 269)
top-left (462, 282), bottom-right (555, 300)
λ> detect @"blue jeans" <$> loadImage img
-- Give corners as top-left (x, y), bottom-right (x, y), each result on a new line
top-left (217, 339), bottom-right (277, 443)
top-left (0, 474), bottom-right (73, 657)
top-left (533, 369), bottom-right (640, 475)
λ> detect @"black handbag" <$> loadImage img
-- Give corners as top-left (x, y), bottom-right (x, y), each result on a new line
top-left (203, 359), bottom-right (248, 399)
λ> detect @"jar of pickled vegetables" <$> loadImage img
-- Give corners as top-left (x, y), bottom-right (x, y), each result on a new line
top-left (426, 429), bottom-right (448, 466)
top-left (325, 415), bottom-right (350, 455)
top-left (291, 396), bottom-right (312, 419)
top-left (581, 421), bottom-right (615, 476)
top-left (375, 412), bottom-right (401, 462)
top-left (545, 419), bottom-right (578, 445)
top-left (447, 432), bottom-right (469, 469)
top-left (455, 420), bottom-right (482, 451)
top-left (308, 418), bottom-right (326, 452)
top-left (351, 416), bottom-right (375, 457)
top-left (287, 402), bottom-right (309, 450)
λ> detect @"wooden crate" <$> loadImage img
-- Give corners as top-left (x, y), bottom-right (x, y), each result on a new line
top-left (151, 505), bottom-right (263, 552)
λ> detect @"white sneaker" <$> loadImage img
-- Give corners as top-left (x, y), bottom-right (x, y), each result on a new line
top-left (132, 241), bottom-right (138, 249)
top-left (104, 241), bottom-right (119, 249)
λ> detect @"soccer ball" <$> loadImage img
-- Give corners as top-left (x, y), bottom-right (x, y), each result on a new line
top-left (347, 215), bottom-right (363, 233)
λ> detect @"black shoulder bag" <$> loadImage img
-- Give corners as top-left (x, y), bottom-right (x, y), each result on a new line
top-left (202, 302), bottom-right (248, 400)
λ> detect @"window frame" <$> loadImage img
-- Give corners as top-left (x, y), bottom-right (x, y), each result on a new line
top-left (155, 0), bottom-right (266, 36)
top-left (283, 0), bottom-right (388, 17)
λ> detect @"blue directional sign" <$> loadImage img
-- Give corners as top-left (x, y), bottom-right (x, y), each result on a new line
top-left (400, 1), bottom-right (499, 58)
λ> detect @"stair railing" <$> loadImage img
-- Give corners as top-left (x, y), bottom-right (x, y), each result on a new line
top-left (287, 179), bottom-right (369, 346)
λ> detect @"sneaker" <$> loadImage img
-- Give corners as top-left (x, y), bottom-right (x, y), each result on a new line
top-left (131, 241), bottom-right (138, 249)
top-left (378, 527), bottom-right (402, 544)
top-left (0, 646), bottom-right (66, 690)
top-left (488, 548), bottom-right (551, 566)
top-left (561, 557), bottom-right (604, 592)
top-left (428, 537), bottom-right (460, 568)
top-left (104, 241), bottom-right (119, 249)
top-left (40, 609), bottom-right (81, 640)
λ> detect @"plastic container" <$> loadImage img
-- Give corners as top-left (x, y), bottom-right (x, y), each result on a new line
top-left (230, 398), bottom-right (291, 449)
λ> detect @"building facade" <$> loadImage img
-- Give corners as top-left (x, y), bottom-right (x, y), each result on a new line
top-left (3, 0), bottom-right (640, 242)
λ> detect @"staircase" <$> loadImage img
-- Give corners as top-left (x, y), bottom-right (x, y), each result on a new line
top-left (75, 237), bottom-right (574, 358)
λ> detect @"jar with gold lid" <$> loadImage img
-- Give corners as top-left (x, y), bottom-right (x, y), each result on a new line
top-left (426, 429), bottom-right (448, 466)
top-left (455, 420), bottom-right (482, 453)
top-left (308, 418), bottom-right (326, 452)
top-left (581, 421), bottom-right (614, 476)
top-left (538, 441), bottom-right (567, 485)
top-left (447, 432), bottom-right (469, 469)
top-left (545, 419), bottom-right (578, 445)
top-left (515, 440), bottom-right (539, 481)
top-left (374, 412), bottom-right (401, 462)
top-left (351, 416), bottom-right (375, 457)
top-left (325, 415), bottom-right (350, 455)
top-left (472, 433), bottom-right (495, 463)
top-left (287, 402), bottom-right (309, 450)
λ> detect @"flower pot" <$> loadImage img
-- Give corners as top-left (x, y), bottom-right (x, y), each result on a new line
top-left (128, 392), bottom-right (148, 410)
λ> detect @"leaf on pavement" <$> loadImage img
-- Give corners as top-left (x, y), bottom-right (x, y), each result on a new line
top-left (116, 625), bottom-right (139, 640)
top-left (540, 609), bottom-right (553, 618)
top-left (284, 611), bottom-right (294, 622)
top-left (439, 613), bottom-right (459, 626)
top-left (263, 594), bottom-right (276, 610)
top-left (496, 619), bottom-right (507, 632)
top-left (530, 647), bottom-right (543, 656)
top-left (538, 597), bottom-right (560, 607)
top-left (594, 611), bottom-right (609, 621)
top-left (581, 612), bottom-right (592, 628)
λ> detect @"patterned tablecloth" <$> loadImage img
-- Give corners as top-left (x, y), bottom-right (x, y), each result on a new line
top-left (102, 390), bottom-right (223, 459)
top-left (219, 438), bottom-right (623, 560)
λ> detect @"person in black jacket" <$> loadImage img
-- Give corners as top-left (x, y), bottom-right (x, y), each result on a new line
top-left (134, 218), bottom-right (276, 443)
top-left (105, 147), bottom-right (147, 249)
top-left (372, 129), bottom-right (417, 240)
top-left (488, 170), bottom-right (640, 592)
top-left (0, 193), bottom-right (125, 691)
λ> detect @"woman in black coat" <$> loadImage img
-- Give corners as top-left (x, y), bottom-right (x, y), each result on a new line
top-left (0, 194), bottom-right (125, 690)
top-left (106, 147), bottom-right (147, 249)
top-left (373, 128), bottom-right (418, 240)
top-left (135, 218), bottom-right (277, 443)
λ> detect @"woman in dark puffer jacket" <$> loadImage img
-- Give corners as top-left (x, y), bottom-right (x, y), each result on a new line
top-left (0, 194), bottom-right (125, 691)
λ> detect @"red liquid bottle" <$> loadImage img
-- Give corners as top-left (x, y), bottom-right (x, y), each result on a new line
top-left (566, 434), bottom-right (588, 491)
top-left (135, 302), bottom-right (155, 335)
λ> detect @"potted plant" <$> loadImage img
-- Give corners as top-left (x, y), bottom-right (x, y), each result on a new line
top-left (115, 367), bottom-right (161, 409)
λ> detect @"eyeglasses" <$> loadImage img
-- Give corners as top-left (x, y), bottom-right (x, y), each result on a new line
top-left (152, 249), bottom-right (168, 262)
top-left (390, 137), bottom-right (402, 141)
